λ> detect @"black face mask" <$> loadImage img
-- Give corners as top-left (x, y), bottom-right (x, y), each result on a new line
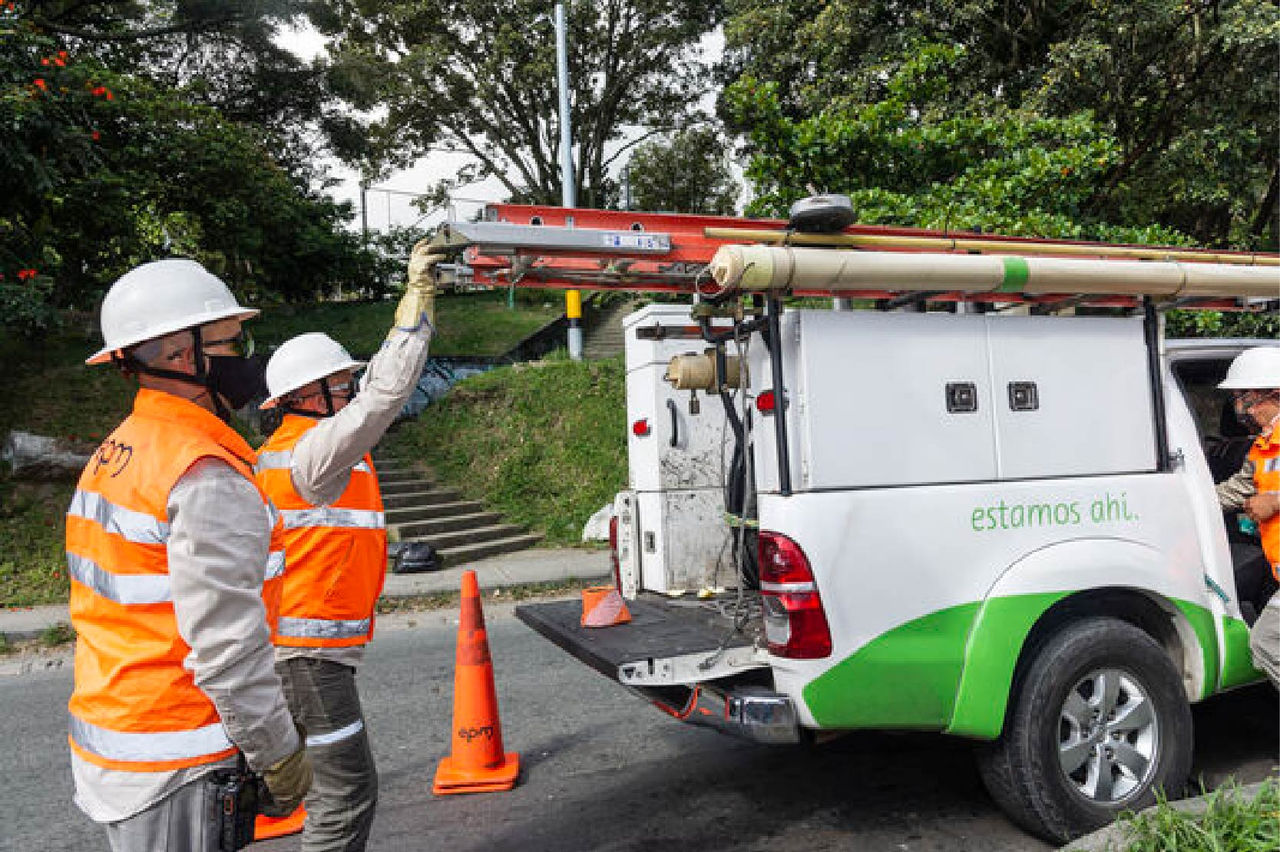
top-left (207, 354), bottom-right (268, 411)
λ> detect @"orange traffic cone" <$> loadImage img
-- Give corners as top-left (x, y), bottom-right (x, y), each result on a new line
top-left (432, 570), bottom-right (520, 795)
top-left (581, 585), bottom-right (631, 627)
top-left (254, 804), bottom-right (306, 840)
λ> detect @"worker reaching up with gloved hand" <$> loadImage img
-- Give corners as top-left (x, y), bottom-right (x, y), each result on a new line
top-left (67, 259), bottom-right (312, 851)
top-left (254, 238), bottom-right (440, 851)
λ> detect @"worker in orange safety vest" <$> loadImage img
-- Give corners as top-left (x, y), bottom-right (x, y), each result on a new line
top-left (67, 258), bottom-right (312, 851)
top-left (1216, 345), bottom-right (1280, 688)
top-left (253, 240), bottom-right (438, 851)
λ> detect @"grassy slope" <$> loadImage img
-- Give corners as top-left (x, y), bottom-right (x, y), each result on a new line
top-left (256, 290), bottom-right (560, 359)
top-left (0, 292), bottom-right (560, 608)
top-left (387, 354), bottom-right (627, 545)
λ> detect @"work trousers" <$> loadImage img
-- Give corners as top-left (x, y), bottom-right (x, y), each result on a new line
top-left (278, 657), bottom-right (379, 852)
top-left (1250, 590), bottom-right (1280, 689)
top-left (105, 776), bottom-right (221, 852)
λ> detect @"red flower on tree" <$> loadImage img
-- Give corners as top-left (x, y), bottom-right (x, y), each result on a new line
top-left (33, 78), bottom-right (47, 91)
top-left (17, 269), bottom-right (38, 281)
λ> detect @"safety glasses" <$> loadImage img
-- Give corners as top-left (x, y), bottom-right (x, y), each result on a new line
top-left (203, 329), bottom-right (255, 358)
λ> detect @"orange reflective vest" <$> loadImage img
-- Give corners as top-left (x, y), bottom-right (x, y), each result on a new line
top-left (66, 389), bottom-right (285, 773)
top-left (1249, 424), bottom-right (1280, 576)
top-left (255, 414), bottom-right (387, 648)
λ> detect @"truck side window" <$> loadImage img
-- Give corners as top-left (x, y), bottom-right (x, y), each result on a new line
top-left (1171, 357), bottom-right (1254, 483)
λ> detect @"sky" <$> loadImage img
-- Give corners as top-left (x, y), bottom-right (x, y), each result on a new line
top-left (274, 20), bottom-right (733, 235)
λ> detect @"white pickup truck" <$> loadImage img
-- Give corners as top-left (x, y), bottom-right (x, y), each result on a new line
top-left (515, 270), bottom-right (1277, 844)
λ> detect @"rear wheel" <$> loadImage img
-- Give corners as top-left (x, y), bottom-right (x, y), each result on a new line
top-left (976, 617), bottom-right (1193, 844)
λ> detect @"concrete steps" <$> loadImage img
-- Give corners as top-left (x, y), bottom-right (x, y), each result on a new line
top-left (390, 511), bottom-right (502, 540)
top-left (380, 478), bottom-right (436, 496)
top-left (374, 452), bottom-right (543, 565)
top-left (386, 500), bottom-right (488, 528)
top-left (581, 299), bottom-right (639, 360)
top-left (436, 533), bottom-right (545, 566)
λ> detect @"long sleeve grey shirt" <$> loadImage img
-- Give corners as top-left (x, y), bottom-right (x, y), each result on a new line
top-left (276, 326), bottom-right (432, 669)
top-left (73, 458), bottom-right (300, 823)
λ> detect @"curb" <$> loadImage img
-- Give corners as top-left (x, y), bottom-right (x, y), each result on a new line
top-left (1060, 780), bottom-right (1272, 851)
top-left (1, 547), bottom-right (613, 643)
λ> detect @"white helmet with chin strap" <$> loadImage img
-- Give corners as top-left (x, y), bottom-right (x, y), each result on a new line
top-left (1218, 346), bottom-right (1280, 391)
top-left (88, 258), bottom-right (258, 365)
top-left (262, 332), bottom-right (366, 410)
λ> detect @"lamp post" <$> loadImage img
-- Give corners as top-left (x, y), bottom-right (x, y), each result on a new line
top-left (555, 2), bottom-right (584, 360)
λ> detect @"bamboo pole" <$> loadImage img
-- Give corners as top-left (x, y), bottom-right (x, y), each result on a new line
top-left (702, 228), bottom-right (1280, 267)
top-left (706, 245), bottom-right (1280, 300)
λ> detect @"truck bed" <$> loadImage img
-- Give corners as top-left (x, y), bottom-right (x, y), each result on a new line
top-left (514, 593), bottom-right (762, 684)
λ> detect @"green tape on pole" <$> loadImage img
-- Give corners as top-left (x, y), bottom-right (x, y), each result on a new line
top-left (1000, 257), bottom-right (1029, 292)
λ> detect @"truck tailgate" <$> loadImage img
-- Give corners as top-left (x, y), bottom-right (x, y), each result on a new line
top-left (515, 593), bottom-right (766, 686)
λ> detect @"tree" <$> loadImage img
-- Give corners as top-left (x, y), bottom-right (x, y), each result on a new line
top-left (720, 0), bottom-right (1279, 249)
top-left (23, 0), bottom-right (344, 166)
top-left (724, 45), bottom-right (1189, 244)
top-left (312, 0), bottom-right (723, 206)
top-left (626, 127), bottom-right (739, 214)
top-left (0, 7), bottom-right (382, 336)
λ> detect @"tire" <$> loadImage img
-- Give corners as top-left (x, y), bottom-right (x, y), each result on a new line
top-left (976, 616), bottom-right (1193, 845)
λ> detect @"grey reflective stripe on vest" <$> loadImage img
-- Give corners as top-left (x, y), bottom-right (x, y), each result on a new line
top-left (1265, 458), bottom-right (1279, 473)
top-left (70, 715), bottom-right (232, 763)
top-left (306, 719), bottom-right (365, 747)
top-left (68, 490), bottom-right (169, 544)
top-left (265, 550), bottom-right (286, 581)
top-left (255, 450), bottom-right (293, 473)
top-left (67, 552), bottom-right (171, 605)
top-left (276, 616), bottom-right (371, 640)
top-left (278, 507), bottom-right (384, 530)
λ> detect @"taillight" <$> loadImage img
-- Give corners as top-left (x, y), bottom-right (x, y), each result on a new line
top-left (757, 531), bottom-right (831, 658)
top-left (608, 515), bottom-right (621, 591)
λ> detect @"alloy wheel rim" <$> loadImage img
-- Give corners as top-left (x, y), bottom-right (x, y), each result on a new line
top-left (1057, 668), bottom-right (1159, 804)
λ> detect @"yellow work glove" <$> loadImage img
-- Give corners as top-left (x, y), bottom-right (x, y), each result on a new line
top-left (393, 237), bottom-right (440, 332)
top-left (259, 727), bottom-right (313, 816)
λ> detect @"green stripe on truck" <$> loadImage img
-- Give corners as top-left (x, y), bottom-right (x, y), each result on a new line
top-left (804, 594), bottom-right (1233, 739)
top-left (947, 592), bottom-right (1068, 739)
top-left (803, 602), bottom-right (980, 730)
top-left (1219, 615), bottom-right (1263, 689)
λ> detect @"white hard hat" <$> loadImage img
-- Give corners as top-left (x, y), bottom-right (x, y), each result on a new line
top-left (1218, 346), bottom-right (1280, 391)
top-left (88, 259), bottom-right (259, 365)
top-left (262, 332), bottom-right (366, 409)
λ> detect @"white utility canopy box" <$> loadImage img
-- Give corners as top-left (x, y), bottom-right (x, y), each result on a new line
top-left (620, 304), bottom-right (741, 594)
top-left (749, 310), bottom-right (1156, 492)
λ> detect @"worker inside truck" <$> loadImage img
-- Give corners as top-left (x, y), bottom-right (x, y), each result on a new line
top-left (1172, 353), bottom-right (1279, 624)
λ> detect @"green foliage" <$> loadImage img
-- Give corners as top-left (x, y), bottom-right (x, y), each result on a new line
top-left (40, 620), bottom-right (74, 646)
top-left (1166, 309), bottom-right (1280, 340)
top-left (388, 355), bottom-right (627, 545)
top-left (314, 0), bottom-right (722, 206)
top-left (0, 6), bottom-right (382, 338)
top-left (0, 477), bottom-right (73, 608)
top-left (628, 126), bottom-right (739, 214)
top-left (724, 49), bottom-right (1191, 244)
top-left (721, 0), bottom-right (1278, 250)
top-left (1110, 779), bottom-right (1279, 852)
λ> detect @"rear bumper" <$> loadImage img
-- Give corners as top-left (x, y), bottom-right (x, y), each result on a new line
top-left (652, 682), bottom-right (800, 745)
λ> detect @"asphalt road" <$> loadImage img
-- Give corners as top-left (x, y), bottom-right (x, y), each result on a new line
top-left (2, 603), bottom-right (1275, 852)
